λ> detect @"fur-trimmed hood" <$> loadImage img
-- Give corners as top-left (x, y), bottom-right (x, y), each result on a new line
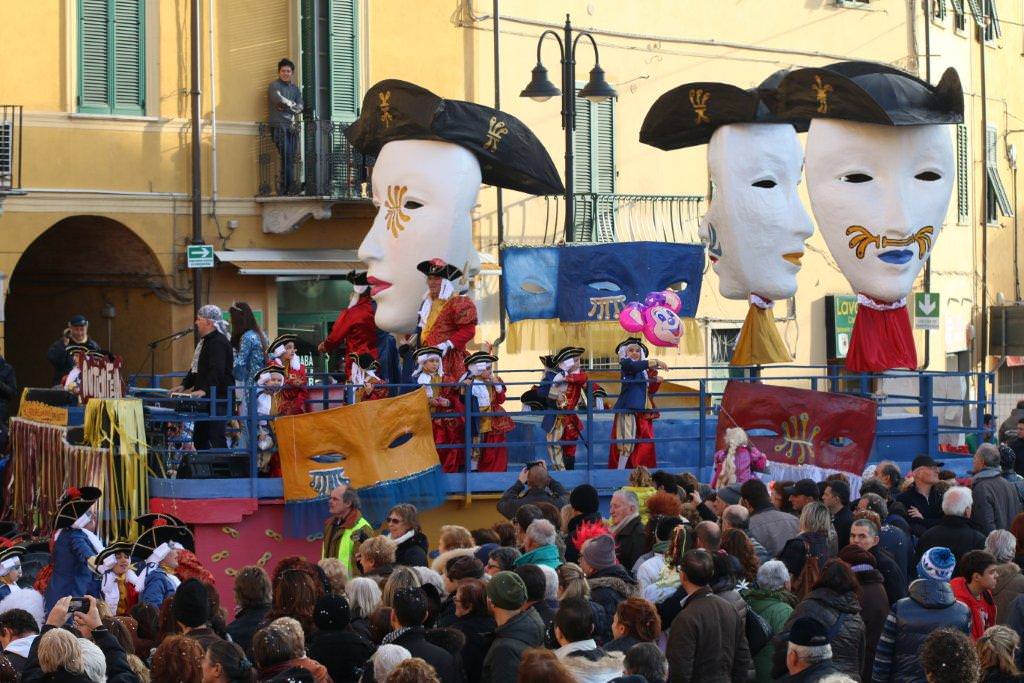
top-left (560, 646), bottom-right (626, 683)
top-left (431, 546), bottom-right (478, 575)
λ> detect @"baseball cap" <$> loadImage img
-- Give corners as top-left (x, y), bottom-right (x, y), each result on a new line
top-left (789, 617), bottom-right (829, 647)
top-left (68, 314), bottom-right (89, 326)
top-left (716, 483), bottom-right (743, 506)
top-left (911, 455), bottom-right (944, 470)
top-left (783, 479), bottom-right (818, 498)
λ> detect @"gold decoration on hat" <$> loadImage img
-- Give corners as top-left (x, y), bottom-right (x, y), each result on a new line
top-left (689, 89), bottom-right (711, 124)
top-left (812, 75), bottom-right (834, 114)
top-left (385, 185), bottom-right (411, 238)
top-left (378, 90), bottom-right (393, 128)
top-left (484, 116), bottom-right (509, 151)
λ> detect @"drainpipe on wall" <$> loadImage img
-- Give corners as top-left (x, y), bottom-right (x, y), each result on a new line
top-left (491, 0), bottom-right (508, 351)
top-left (922, 0), bottom-right (932, 370)
top-left (190, 0), bottom-right (204, 329)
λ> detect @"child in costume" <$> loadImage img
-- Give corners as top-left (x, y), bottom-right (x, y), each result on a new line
top-left (254, 364), bottom-right (285, 475)
top-left (460, 351), bottom-right (514, 472)
top-left (268, 334), bottom-right (309, 415)
top-left (131, 513), bottom-right (192, 608)
top-left (711, 426), bottom-right (768, 488)
top-left (93, 541), bottom-right (139, 616)
top-left (44, 486), bottom-right (105, 611)
top-left (348, 353), bottom-right (388, 402)
top-left (608, 337), bottom-right (667, 470)
top-left (0, 545), bottom-right (24, 602)
top-left (538, 346), bottom-right (588, 471)
top-left (413, 346), bottom-right (465, 472)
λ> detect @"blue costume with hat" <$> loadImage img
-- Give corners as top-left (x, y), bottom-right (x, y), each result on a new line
top-left (132, 513), bottom-right (194, 608)
top-left (44, 487), bottom-right (103, 612)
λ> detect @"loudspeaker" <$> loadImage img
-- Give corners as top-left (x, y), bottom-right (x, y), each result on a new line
top-left (181, 453), bottom-right (250, 479)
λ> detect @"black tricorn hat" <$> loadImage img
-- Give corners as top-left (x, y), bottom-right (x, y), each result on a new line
top-left (772, 61), bottom-right (963, 126)
top-left (346, 79), bottom-right (565, 196)
top-left (417, 259), bottom-right (463, 281)
top-left (520, 388), bottom-right (547, 411)
top-left (465, 351), bottom-right (498, 366)
top-left (413, 346), bottom-right (443, 361)
top-left (346, 270), bottom-right (370, 287)
top-left (253, 364), bottom-right (286, 383)
top-left (640, 69), bottom-right (808, 151)
top-left (131, 514), bottom-right (194, 560)
top-left (54, 486), bottom-right (102, 529)
top-left (268, 333), bottom-right (298, 355)
top-left (348, 353), bottom-right (380, 372)
top-left (552, 346), bottom-right (585, 367)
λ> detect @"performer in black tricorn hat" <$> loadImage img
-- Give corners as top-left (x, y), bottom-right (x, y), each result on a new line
top-left (319, 270), bottom-right (386, 381)
top-left (131, 513), bottom-right (194, 608)
top-left (345, 80), bottom-right (564, 391)
top-left (44, 486), bottom-right (104, 611)
top-left (772, 62), bottom-right (963, 373)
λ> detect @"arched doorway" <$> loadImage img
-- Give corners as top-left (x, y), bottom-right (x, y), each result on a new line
top-left (6, 216), bottom-right (175, 390)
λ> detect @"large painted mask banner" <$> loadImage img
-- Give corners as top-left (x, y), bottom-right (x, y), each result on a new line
top-left (501, 242), bottom-right (704, 354)
top-left (346, 80), bottom-right (564, 333)
top-left (717, 380), bottom-right (877, 485)
top-left (273, 389), bottom-right (446, 537)
top-left (641, 74), bottom-right (813, 366)
top-left (774, 62), bottom-right (963, 372)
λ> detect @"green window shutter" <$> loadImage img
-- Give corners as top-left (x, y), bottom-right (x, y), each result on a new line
top-left (573, 93), bottom-right (594, 241)
top-left (328, 0), bottom-right (359, 123)
top-left (112, 0), bottom-right (144, 115)
top-left (593, 97), bottom-right (616, 241)
top-left (78, 0), bottom-right (143, 115)
top-left (957, 124), bottom-right (969, 223)
top-left (79, 0), bottom-right (111, 113)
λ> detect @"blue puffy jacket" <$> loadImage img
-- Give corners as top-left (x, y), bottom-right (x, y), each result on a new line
top-left (870, 578), bottom-right (971, 683)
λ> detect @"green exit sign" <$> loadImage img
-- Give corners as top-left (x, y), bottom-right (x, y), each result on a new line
top-left (187, 244), bottom-right (215, 269)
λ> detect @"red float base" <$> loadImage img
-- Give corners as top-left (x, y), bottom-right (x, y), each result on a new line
top-left (150, 497), bottom-right (322, 615)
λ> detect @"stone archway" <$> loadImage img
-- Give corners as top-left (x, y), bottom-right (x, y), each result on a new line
top-left (6, 215), bottom-right (175, 390)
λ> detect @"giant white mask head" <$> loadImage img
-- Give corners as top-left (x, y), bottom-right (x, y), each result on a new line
top-left (697, 123), bottom-right (814, 301)
top-left (357, 139), bottom-right (482, 333)
top-left (805, 119), bottom-right (954, 303)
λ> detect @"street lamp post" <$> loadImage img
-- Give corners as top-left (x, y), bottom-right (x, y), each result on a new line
top-left (520, 14), bottom-right (616, 243)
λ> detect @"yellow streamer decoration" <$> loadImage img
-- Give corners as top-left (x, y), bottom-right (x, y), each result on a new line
top-left (83, 398), bottom-right (150, 540)
top-left (505, 318), bottom-right (703, 357)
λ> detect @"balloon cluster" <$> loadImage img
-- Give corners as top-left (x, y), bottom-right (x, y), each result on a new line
top-left (618, 290), bottom-right (685, 347)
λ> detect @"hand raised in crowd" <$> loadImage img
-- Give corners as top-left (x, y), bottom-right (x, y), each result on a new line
top-left (46, 596), bottom-right (73, 627)
top-left (73, 596), bottom-right (103, 632)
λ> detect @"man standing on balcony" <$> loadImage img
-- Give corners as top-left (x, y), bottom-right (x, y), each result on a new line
top-left (267, 58), bottom-right (302, 195)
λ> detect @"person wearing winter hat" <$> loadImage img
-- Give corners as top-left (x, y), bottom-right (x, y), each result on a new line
top-left (871, 546), bottom-right (972, 682)
top-left (307, 594), bottom-right (375, 683)
top-left (173, 578), bottom-right (221, 650)
top-left (785, 617), bottom-right (838, 680)
top-left (579, 532), bottom-right (638, 642)
top-left (482, 571), bottom-right (544, 683)
top-left (565, 485), bottom-right (602, 564)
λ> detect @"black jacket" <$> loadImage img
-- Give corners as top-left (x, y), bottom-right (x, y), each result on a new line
top-left (775, 588), bottom-right (866, 681)
top-left (778, 531), bottom-right (831, 580)
top-left (394, 531), bottom-right (429, 567)
top-left (565, 512), bottom-right (603, 564)
top-left (588, 564), bottom-right (638, 643)
top-left (23, 625), bottom-right (136, 683)
top-left (613, 516), bottom-right (647, 571)
top-left (182, 330), bottom-right (234, 396)
top-left (896, 486), bottom-right (944, 537)
top-left (872, 546), bottom-right (907, 605)
top-left (832, 506), bottom-right (854, 549)
top-left (227, 604), bottom-right (271, 658)
top-left (362, 627), bottom-right (459, 683)
top-left (783, 660), bottom-right (841, 682)
top-left (914, 515), bottom-right (986, 569)
top-left (451, 612), bottom-right (496, 683)
top-left (481, 609), bottom-right (545, 683)
top-left (666, 586), bottom-right (751, 682)
top-left (47, 337), bottom-right (99, 385)
top-left (496, 479), bottom-right (569, 519)
top-left (307, 628), bottom-right (376, 683)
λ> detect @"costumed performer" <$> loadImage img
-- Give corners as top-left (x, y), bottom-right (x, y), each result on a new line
top-left (460, 350), bottom-right (513, 472)
top-left (319, 270), bottom-right (381, 379)
top-left (60, 345), bottom-right (91, 394)
top-left (131, 513), bottom-right (193, 608)
top-left (92, 541), bottom-right (138, 616)
top-left (416, 259), bottom-right (477, 383)
top-left (268, 333), bottom-right (309, 415)
top-left (254, 364), bottom-right (286, 475)
top-left (711, 426), bottom-right (767, 488)
top-left (0, 545), bottom-right (25, 602)
top-left (772, 62), bottom-right (963, 372)
top-left (44, 486), bottom-right (104, 611)
top-left (348, 353), bottom-right (388, 402)
top-left (413, 345), bottom-right (465, 473)
top-left (538, 346), bottom-right (588, 471)
top-left (608, 338), bottom-right (667, 470)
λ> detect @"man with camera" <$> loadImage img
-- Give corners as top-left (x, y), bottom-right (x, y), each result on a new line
top-left (497, 460), bottom-right (568, 520)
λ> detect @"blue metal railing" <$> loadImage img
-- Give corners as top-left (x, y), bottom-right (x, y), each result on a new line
top-left (128, 366), bottom-right (996, 496)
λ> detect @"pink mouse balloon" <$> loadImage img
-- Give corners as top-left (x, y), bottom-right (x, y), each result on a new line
top-left (618, 290), bottom-right (685, 347)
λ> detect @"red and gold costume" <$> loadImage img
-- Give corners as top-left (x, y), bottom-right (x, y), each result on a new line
top-left (607, 339), bottom-right (662, 470)
top-left (421, 295), bottom-right (477, 382)
top-left (461, 351), bottom-right (514, 472)
top-left (414, 347), bottom-right (466, 472)
top-left (322, 293), bottom-right (380, 378)
top-left (271, 357), bottom-right (309, 415)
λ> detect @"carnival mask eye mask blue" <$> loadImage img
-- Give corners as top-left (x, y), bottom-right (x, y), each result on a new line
top-left (503, 247), bottom-right (559, 322)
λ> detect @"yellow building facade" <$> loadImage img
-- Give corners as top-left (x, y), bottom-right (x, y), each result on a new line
top-left (0, 0), bottom-right (1019, 408)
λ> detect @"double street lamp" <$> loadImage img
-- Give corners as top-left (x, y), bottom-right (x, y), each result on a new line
top-left (520, 14), bottom-right (617, 243)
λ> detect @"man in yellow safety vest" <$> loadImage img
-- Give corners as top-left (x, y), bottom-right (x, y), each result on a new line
top-left (322, 484), bottom-right (374, 576)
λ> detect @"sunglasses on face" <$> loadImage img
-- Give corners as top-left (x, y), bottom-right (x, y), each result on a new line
top-left (387, 517), bottom-right (403, 524)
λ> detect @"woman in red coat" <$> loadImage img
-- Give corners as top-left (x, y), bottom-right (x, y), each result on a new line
top-left (413, 346), bottom-right (465, 472)
top-left (268, 334), bottom-right (309, 415)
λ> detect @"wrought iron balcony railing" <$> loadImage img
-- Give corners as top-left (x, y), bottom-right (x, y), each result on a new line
top-left (257, 118), bottom-right (372, 199)
top-left (0, 106), bottom-right (23, 192)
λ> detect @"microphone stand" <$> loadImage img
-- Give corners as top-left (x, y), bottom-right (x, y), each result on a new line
top-left (145, 329), bottom-right (193, 388)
